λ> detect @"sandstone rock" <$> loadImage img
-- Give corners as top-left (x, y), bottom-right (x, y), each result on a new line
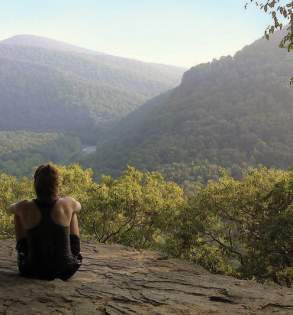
top-left (0, 239), bottom-right (292, 315)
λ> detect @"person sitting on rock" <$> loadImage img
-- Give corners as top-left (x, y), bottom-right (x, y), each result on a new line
top-left (8, 163), bottom-right (82, 280)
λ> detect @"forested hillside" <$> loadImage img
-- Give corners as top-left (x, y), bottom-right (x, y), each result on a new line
top-left (0, 35), bottom-right (184, 175)
top-left (89, 32), bottom-right (293, 177)
top-left (0, 35), bottom-right (184, 141)
top-left (0, 131), bottom-right (81, 176)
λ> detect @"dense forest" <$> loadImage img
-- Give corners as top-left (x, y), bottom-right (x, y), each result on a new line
top-left (0, 35), bottom-right (184, 142)
top-left (88, 32), bottom-right (293, 177)
top-left (0, 164), bottom-right (292, 286)
top-left (0, 131), bottom-right (81, 176)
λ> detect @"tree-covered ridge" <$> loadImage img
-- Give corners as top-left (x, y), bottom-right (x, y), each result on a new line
top-left (0, 132), bottom-right (81, 176)
top-left (0, 35), bottom-right (185, 141)
top-left (0, 131), bottom-right (59, 155)
top-left (89, 31), bottom-right (293, 175)
top-left (0, 164), bottom-right (292, 286)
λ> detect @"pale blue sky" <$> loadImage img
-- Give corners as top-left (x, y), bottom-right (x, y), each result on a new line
top-left (0, 0), bottom-right (270, 67)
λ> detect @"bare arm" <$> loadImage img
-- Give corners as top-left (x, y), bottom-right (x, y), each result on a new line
top-left (74, 200), bottom-right (81, 213)
top-left (70, 213), bottom-right (80, 236)
top-left (7, 201), bottom-right (27, 241)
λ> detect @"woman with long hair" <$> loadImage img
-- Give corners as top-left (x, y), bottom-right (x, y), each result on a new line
top-left (8, 163), bottom-right (82, 280)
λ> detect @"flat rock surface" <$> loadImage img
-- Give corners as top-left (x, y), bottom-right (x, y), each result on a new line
top-left (0, 239), bottom-right (292, 315)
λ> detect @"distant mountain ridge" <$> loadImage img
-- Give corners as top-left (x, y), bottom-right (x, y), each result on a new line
top-left (1, 34), bottom-right (101, 55)
top-left (0, 35), bottom-right (185, 141)
top-left (89, 31), bottom-right (293, 175)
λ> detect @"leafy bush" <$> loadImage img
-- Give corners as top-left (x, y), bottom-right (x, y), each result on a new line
top-left (173, 168), bottom-right (293, 285)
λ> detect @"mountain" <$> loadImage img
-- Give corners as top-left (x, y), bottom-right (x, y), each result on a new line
top-left (1, 34), bottom-right (100, 55)
top-left (0, 35), bottom-right (185, 141)
top-left (89, 32), bottom-right (293, 176)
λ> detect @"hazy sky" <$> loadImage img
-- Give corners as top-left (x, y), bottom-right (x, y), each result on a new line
top-left (0, 0), bottom-right (270, 67)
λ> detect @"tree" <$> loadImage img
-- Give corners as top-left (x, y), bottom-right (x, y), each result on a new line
top-left (87, 166), bottom-right (185, 249)
top-left (179, 167), bottom-right (293, 285)
top-left (247, 1), bottom-right (293, 84)
top-left (246, 1), bottom-right (293, 50)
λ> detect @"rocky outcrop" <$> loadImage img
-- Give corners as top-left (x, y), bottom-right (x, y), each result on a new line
top-left (0, 239), bottom-right (292, 315)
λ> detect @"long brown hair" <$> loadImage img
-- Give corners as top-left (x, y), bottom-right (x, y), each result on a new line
top-left (34, 164), bottom-right (59, 201)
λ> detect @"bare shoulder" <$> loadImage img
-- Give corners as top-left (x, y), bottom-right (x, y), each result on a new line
top-left (58, 196), bottom-right (81, 212)
top-left (59, 196), bottom-right (79, 205)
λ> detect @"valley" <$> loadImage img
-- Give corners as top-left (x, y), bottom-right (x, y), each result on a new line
top-left (0, 35), bottom-right (184, 176)
top-left (88, 31), bottom-right (293, 180)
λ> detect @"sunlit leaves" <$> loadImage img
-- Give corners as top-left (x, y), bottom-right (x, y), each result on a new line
top-left (175, 167), bottom-right (293, 285)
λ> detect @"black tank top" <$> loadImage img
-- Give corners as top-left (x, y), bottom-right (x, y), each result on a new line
top-left (26, 198), bottom-right (76, 277)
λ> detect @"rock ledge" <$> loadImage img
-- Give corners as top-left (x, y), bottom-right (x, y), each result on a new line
top-left (0, 239), bottom-right (292, 314)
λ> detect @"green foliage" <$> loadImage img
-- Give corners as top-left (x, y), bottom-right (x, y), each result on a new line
top-left (87, 167), bottom-right (185, 248)
top-left (0, 164), bottom-right (186, 250)
top-left (173, 168), bottom-right (293, 285)
top-left (0, 173), bottom-right (33, 238)
top-left (0, 131), bottom-right (58, 155)
top-left (156, 160), bottom-right (245, 194)
top-left (246, 1), bottom-right (293, 50)
top-left (0, 132), bottom-right (82, 176)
